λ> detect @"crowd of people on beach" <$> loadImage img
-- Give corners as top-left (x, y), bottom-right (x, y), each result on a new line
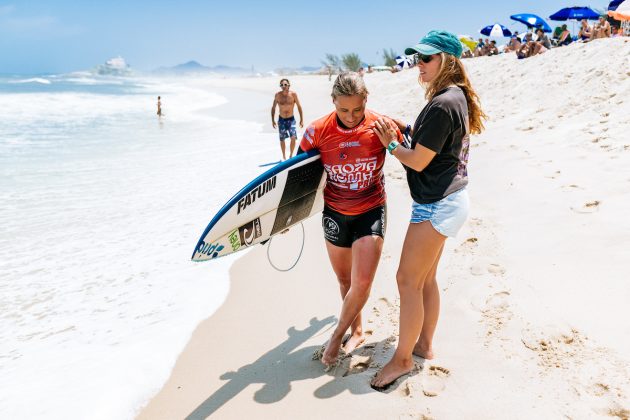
top-left (471, 14), bottom-right (625, 60)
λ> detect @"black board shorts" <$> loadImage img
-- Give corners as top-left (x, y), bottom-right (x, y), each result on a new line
top-left (322, 205), bottom-right (386, 248)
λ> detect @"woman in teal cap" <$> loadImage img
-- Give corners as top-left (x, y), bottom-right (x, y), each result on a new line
top-left (370, 30), bottom-right (487, 391)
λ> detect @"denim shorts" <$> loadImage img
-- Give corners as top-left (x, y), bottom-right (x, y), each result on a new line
top-left (410, 188), bottom-right (469, 238)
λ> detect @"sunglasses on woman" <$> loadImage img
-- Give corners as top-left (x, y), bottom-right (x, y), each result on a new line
top-left (280, 83), bottom-right (289, 87)
top-left (410, 53), bottom-right (435, 66)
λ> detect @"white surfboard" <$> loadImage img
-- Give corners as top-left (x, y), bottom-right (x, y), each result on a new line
top-left (192, 150), bottom-right (325, 262)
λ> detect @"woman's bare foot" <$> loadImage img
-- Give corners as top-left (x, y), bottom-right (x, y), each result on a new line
top-left (341, 331), bottom-right (365, 354)
top-left (412, 342), bottom-right (434, 360)
top-left (370, 357), bottom-right (414, 391)
top-left (321, 334), bottom-right (344, 366)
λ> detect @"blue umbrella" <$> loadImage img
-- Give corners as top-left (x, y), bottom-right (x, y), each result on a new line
top-left (510, 13), bottom-right (552, 32)
top-left (480, 23), bottom-right (513, 37)
top-left (609, 0), bottom-right (625, 11)
top-left (549, 6), bottom-right (600, 21)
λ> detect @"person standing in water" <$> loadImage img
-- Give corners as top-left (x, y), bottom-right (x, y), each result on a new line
top-left (157, 96), bottom-right (162, 117)
top-left (271, 79), bottom-right (304, 160)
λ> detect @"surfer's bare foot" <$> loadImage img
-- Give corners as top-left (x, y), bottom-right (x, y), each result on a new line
top-left (370, 357), bottom-right (414, 391)
top-left (412, 341), bottom-right (434, 360)
top-left (342, 331), bottom-right (365, 354)
top-left (322, 334), bottom-right (343, 366)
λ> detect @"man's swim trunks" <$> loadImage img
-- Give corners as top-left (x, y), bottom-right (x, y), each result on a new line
top-left (278, 116), bottom-right (297, 141)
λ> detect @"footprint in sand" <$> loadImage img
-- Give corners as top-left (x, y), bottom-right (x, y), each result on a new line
top-left (571, 200), bottom-right (601, 214)
top-left (481, 291), bottom-right (510, 322)
top-left (560, 184), bottom-right (582, 192)
top-left (603, 404), bottom-right (630, 420)
top-left (342, 351), bottom-right (374, 377)
top-left (456, 237), bottom-right (478, 254)
top-left (587, 382), bottom-right (611, 397)
top-left (422, 365), bottom-right (451, 397)
top-left (470, 262), bottom-right (505, 276)
top-left (487, 263), bottom-right (506, 275)
top-left (485, 291), bottom-right (510, 309)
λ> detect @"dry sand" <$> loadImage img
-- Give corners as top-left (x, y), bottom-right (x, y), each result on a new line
top-left (138, 37), bottom-right (630, 419)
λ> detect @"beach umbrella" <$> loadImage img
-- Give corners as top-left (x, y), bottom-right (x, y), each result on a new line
top-left (395, 55), bottom-right (411, 70)
top-left (480, 23), bottom-right (513, 37)
top-left (459, 35), bottom-right (478, 52)
top-left (609, 0), bottom-right (630, 19)
top-left (550, 6), bottom-right (601, 34)
top-left (549, 6), bottom-right (600, 21)
top-left (510, 13), bottom-right (552, 32)
top-left (608, 0), bottom-right (625, 11)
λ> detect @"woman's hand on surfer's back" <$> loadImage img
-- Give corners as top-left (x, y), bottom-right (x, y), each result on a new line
top-left (372, 118), bottom-right (398, 148)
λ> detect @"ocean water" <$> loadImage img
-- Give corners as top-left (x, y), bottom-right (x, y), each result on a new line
top-left (0, 73), bottom-right (279, 419)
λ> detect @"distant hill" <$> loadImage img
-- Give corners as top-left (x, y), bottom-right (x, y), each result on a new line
top-left (270, 65), bottom-right (323, 76)
top-left (154, 60), bottom-right (250, 75)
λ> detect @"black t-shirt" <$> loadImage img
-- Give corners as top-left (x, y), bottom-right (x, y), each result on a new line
top-left (405, 86), bottom-right (470, 204)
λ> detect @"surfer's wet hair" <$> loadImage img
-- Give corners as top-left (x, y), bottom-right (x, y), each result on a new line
top-left (331, 72), bottom-right (369, 100)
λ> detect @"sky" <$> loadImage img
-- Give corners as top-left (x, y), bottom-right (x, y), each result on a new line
top-left (0, 0), bottom-right (615, 74)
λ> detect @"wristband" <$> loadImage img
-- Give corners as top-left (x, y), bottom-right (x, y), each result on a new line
top-left (387, 140), bottom-right (399, 155)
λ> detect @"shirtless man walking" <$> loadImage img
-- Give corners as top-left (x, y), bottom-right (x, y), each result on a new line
top-left (271, 79), bottom-right (304, 160)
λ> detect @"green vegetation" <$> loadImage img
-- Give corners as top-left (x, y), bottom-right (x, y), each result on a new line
top-left (382, 48), bottom-right (397, 67)
top-left (341, 53), bottom-right (362, 72)
top-left (321, 54), bottom-right (342, 73)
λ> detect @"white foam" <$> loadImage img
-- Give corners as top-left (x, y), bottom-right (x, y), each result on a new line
top-left (0, 75), bottom-right (278, 419)
top-left (9, 77), bottom-right (51, 84)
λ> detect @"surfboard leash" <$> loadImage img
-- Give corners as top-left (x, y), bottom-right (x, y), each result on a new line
top-left (265, 222), bottom-right (305, 272)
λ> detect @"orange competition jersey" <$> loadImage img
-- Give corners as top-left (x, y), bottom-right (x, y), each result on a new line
top-left (300, 110), bottom-right (398, 215)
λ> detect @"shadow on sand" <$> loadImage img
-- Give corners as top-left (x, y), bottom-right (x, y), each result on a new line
top-left (185, 316), bottom-right (392, 419)
top-left (258, 160), bottom-right (282, 167)
top-left (185, 316), bottom-right (338, 419)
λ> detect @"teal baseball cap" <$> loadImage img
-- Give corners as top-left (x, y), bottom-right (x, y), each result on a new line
top-left (405, 30), bottom-right (463, 59)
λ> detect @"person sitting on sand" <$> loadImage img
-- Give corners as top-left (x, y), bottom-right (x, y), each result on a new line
top-left (592, 16), bottom-right (612, 39)
top-left (487, 40), bottom-right (499, 55)
top-left (516, 33), bottom-right (533, 59)
top-left (370, 30), bottom-right (486, 391)
top-left (505, 35), bottom-right (521, 53)
top-left (578, 19), bottom-right (593, 41)
top-left (535, 28), bottom-right (552, 50)
top-left (298, 72), bottom-right (401, 368)
top-left (557, 24), bottom-right (573, 46)
top-left (474, 38), bottom-right (485, 57)
top-left (529, 41), bottom-right (549, 56)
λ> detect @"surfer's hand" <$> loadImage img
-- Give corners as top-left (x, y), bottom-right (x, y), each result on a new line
top-left (272, 121), bottom-right (277, 129)
top-left (299, 121), bottom-right (304, 128)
